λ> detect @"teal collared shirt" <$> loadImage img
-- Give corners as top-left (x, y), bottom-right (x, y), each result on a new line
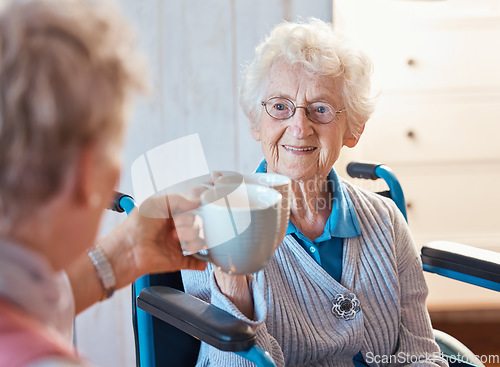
top-left (256, 160), bottom-right (367, 366)
top-left (255, 159), bottom-right (361, 283)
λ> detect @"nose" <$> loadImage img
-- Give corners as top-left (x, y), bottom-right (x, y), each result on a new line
top-left (288, 107), bottom-right (313, 138)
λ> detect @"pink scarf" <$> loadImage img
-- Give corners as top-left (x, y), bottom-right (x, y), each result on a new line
top-left (0, 239), bottom-right (79, 365)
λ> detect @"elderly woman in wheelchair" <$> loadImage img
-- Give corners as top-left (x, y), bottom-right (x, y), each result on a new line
top-left (181, 19), bottom-right (447, 366)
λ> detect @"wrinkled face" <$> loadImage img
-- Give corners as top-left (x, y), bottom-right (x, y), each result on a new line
top-left (252, 61), bottom-right (360, 182)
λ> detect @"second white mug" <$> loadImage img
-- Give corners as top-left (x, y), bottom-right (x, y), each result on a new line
top-left (191, 183), bottom-right (285, 274)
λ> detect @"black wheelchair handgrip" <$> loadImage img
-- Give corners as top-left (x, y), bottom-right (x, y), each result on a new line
top-left (346, 161), bottom-right (382, 180)
top-left (108, 191), bottom-right (133, 213)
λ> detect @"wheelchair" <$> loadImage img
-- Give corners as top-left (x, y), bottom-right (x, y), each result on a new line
top-left (110, 161), bottom-right (500, 367)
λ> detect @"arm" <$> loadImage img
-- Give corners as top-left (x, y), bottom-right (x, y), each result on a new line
top-left (391, 208), bottom-right (448, 366)
top-left (214, 269), bottom-right (254, 319)
top-left (182, 266), bottom-right (285, 367)
top-left (67, 194), bottom-right (206, 315)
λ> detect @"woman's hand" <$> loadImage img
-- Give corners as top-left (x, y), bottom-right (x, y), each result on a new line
top-left (68, 194), bottom-right (206, 314)
top-left (108, 194), bottom-right (207, 283)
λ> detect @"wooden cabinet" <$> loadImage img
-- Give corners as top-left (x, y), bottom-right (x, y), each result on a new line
top-left (334, 0), bottom-right (500, 310)
top-left (362, 93), bottom-right (500, 164)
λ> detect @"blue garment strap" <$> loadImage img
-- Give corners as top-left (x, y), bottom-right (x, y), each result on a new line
top-left (235, 345), bottom-right (276, 367)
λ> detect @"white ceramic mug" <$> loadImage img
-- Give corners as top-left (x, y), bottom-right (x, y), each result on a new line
top-left (192, 183), bottom-right (284, 274)
top-left (216, 173), bottom-right (291, 248)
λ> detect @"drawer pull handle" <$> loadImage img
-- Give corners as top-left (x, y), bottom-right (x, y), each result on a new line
top-left (407, 58), bottom-right (416, 66)
top-left (407, 130), bottom-right (416, 139)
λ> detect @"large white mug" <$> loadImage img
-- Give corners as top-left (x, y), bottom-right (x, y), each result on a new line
top-left (216, 173), bottom-right (291, 248)
top-left (192, 183), bottom-right (284, 274)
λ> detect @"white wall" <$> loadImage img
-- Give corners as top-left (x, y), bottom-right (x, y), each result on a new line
top-left (75, 1), bottom-right (332, 365)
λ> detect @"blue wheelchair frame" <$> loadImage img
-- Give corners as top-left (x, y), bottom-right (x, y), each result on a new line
top-left (110, 161), bottom-right (499, 367)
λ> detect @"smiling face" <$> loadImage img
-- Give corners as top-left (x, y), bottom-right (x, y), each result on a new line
top-left (251, 61), bottom-right (362, 182)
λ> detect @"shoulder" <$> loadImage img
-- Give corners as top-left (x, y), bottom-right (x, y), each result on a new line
top-left (342, 179), bottom-right (419, 272)
top-left (341, 179), bottom-right (410, 250)
top-left (341, 179), bottom-right (401, 221)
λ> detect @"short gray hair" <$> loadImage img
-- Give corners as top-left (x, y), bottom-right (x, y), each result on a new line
top-left (240, 18), bottom-right (375, 136)
top-left (0, 0), bottom-right (145, 229)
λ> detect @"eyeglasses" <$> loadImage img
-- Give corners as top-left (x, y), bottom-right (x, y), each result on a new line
top-left (261, 97), bottom-right (346, 125)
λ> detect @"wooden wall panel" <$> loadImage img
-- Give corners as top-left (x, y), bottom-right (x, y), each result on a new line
top-left (160, 1), bottom-right (236, 171)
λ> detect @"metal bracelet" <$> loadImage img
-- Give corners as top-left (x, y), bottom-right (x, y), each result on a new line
top-left (87, 244), bottom-right (116, 300)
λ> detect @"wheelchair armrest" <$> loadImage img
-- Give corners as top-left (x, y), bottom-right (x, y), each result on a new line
top-left (137, 286), bottom-right (257, 352)
top-left (421, 241), bottom-right (500, 291)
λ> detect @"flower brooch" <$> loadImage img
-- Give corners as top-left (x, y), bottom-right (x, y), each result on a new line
top-left (331, 292), bottom-right (361, 321)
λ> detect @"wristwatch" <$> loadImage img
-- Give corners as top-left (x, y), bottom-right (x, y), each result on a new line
top-left (87, 244), bottom-right (116, 300)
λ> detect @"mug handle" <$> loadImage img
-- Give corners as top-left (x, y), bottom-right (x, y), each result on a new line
top-left (190, 251), bottom-right (210, 262)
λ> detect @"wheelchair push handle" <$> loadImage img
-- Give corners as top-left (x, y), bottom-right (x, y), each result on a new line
top-left (346, 161), bottom-right (408, 222)
top-left (346, 161), bottom-right (381, 180)
top-left (108, 191), bottom-right (137, 215)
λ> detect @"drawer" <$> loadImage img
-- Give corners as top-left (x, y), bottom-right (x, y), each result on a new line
top-left (335, 0), bottom-right (500, 92)
top-left (393, 164), bottom-right (500, 249)
top-left (357, 93), bottom-right (500, 164)
top-left (369, 27), bottom-right (500, 93)
top-left (339, 162), bottom-right (500, 248)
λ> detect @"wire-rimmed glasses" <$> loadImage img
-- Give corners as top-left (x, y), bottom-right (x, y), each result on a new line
top-left (261, 96), bottom-right (346, 124)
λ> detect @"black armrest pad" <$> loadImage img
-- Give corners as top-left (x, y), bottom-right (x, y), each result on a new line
top-left (137, 286), bottom-right (256, 352)
top-left (421, 241), bottom-right (500, 284)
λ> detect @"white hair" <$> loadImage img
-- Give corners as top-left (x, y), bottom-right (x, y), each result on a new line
top-left (240, 18), bottom-right (375, 136)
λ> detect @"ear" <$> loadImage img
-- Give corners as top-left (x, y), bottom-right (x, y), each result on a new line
top-left (71, 143), bottom-right (100, 208)
top-left (251, 127), bottom-right (261, 142)
top-left (343, 125), bottom-right (365, 148)
top-left (250, 113), bottom-right (261, 141)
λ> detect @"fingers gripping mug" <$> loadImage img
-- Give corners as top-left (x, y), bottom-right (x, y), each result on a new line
top-left (191, 182), bottom-right (285, 274)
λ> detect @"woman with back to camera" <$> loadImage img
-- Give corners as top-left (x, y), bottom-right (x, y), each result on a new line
top-left (182, 18), bottom-right (447, 366)
top-left (0, 0), bottom-right (206, 365)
